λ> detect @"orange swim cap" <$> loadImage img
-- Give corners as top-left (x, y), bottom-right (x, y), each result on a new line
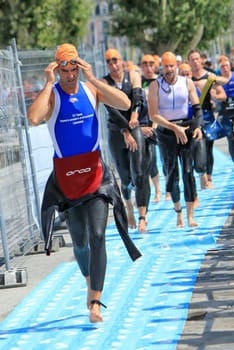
top-left (105, 49), bottom-right (122, 60)
top-left (141, 54), bottom-right (155, 64)
top-left (179, 63), bottom-right (192, 77)
top-left (218, 55), bottom-right (229, 66)
top-left (179, 63), bottom-right (191, 71)
top-left (161, 51), bottom-right (177, 66)
top-left (55, 43), bottom-right (79, 64)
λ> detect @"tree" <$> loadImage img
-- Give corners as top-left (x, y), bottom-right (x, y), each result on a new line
top-left (0, 0), bottom-right (94, 49)
top-left (109, 0), bottom-right (232, 56)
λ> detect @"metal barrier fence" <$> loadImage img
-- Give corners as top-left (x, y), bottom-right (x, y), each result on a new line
top-left (0, 41), bottom-right (41, 285)
top-left (0, 40), bottom-right (114, 287)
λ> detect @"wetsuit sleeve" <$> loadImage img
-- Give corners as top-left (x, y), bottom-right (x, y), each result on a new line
top-left (131, 87), bottom-right (144, 113)
top-left (192, 104), bottom-right (203, 128)
top-left (105, 105), bottom-right (130, 130)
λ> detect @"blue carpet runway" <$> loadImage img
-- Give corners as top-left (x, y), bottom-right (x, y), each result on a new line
top-left (0, 147), bottom-right (233, 350)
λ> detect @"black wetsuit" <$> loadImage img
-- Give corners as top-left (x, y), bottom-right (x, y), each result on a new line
top-left (192, 73), bottom-right (214, 176)
top-left (103, 72), bottom-right (151, 209)
top-left (219, 72), bottom-right (234, 161)
top-left (41, 81), bottom-right (141, 293)
top-left (140, 76), bottom-right (159, 180)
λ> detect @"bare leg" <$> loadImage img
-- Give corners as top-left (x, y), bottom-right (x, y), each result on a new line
top-left (151, 174), bottom-right (161, 202)
top-left (194, 196), bottom-right (200, 208)
top-left (165, 192), bottom-right (171, 201)
top-left (186, 201), bottom-right (198, 227)
top-left (86, 276), bottom-right (91, 309)
top-left (200, 173), bottom-right (208, 189)
top-left (138, 206), bottom-right (147, 233)
top-left (125, 199), bottom-right (136, 229)
top-left (174, 201), bottom-right (184, 228)
top-left (207, 175), bottom-right (213, 189)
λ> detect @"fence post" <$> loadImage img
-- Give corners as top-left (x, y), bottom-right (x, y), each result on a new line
top-left (0, 196), bottom-right (10, 270)
top-left (11, 38), bottom-right (43, 238)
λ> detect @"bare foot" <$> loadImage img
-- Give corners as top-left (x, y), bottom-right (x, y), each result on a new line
top-left (165, 192), bottom-right (171, 201)
top-left (200, 174), bottom-right (208, 190)
top-left (188, 220), bottom-right (198, 227)
top-left (194, 197), bottom-right (200, 208)
top-left (89, 301), bottom-right (103, 323)
top-left (128, 212), bottom-right (136, 229)
top-left (138, 216), bottom-right (147, 233)
top-left (176, 212), bottom-right (184, 228)
top-left (207, 180), bottom-right (213, 189)
top-left (153, 192), bottom-right (161, 202)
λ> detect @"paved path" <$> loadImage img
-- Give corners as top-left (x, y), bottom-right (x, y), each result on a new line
top-left (177, 139), bottom-right (234, 350)
top-left (177, 207), bottom-right (234, 350)
top-left (0, 143), bottom-right (233, 350)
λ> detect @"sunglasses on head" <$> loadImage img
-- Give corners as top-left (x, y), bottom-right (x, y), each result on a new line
top-left (106, 57), bottom-right (118, 64)
top-left (59, 59), bottom-right (78, 67)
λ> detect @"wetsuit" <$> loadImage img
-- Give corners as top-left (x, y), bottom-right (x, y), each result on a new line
top-left (41, 81), bottom-right (141, 292)
top-left (140, 76), bottom-right (159, 180)
top-left (103, 71), bottom-right (151, 209)
top-left (188, 86), bottom-right (207, 175)
top-left (192, 73), bottom-right (214, 176)
top-left (219, 72), bottom-right (234, 161)
top-left (156, 75), bottom-right (197, 203)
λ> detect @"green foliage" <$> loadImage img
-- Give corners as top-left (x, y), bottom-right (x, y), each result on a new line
top-left (0, 0), bottom-right (94, 49)
top-left (110, 0), bottom-right (232, 55)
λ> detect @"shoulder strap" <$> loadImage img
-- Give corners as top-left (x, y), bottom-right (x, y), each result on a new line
top-left (122, 71), bottom-right (130, 88)
top-left (103, 74), bottom-right (116, 86)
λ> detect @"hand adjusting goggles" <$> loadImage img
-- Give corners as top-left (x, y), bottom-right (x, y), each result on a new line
top-left (59, 59), bottom-right (78, 67)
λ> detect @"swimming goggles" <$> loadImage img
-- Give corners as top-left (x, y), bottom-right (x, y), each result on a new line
top-left (142, 61), bottom-right (155, 66)
top-left (106, 57), bottom-right (118, 64)
top-left (59, 59), bottom-right (78, 67)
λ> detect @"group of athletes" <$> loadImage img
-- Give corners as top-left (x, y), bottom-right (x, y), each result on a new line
top-left (27, 43), bottom-right (234, 323)
top-left (103, 48), bottom-right (234, 229)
